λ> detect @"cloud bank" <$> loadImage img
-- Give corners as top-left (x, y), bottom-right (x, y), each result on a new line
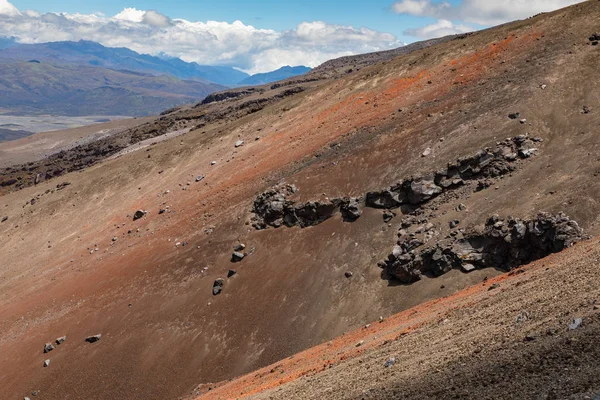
top-left (393, 0), bottom-right (584, 38)
top-left (0, 1), bottom-right (402, 74)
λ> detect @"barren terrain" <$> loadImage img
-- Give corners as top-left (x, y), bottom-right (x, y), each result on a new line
top-left (1, 2), bottom-right (599, 400)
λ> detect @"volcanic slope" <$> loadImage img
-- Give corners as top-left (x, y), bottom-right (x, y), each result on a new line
top-left (1, 1), bottom-right (600, 400)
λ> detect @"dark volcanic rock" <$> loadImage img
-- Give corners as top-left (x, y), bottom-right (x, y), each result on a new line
top-left (231, 252), bottom-right (245, 262)
top-left (252, 137), bottom-right (539, 230)
top-left (85, 334), bottom-right (102, 343)
top-left (339, 197), bottom-right (362, 222)
top-left (213, 279), bottom-right (225, 295)
top-left (382, 212), bottom-right (584, 283)
top-left (133, 210), bottom-right (146, 221)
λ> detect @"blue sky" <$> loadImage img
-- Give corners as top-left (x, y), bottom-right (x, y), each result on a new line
top-left (10, 0), bottom-right (454, 43)
top-left (0, 0), bottom-right (584, 73)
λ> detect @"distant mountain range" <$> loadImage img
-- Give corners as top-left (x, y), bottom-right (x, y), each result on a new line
top-left (0, 39), bottom-right (311, 118)
top-left (0, 39), bottom-right (310, 87)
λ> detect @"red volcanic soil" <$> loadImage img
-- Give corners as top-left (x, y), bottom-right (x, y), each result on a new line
top-left (1, 2), bottom-right (600, 400)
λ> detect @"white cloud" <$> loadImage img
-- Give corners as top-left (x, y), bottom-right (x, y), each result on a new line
top-left (392, 0), bottom-right (585, 26)
top-left (0, 1), bottom-right (402, 74)
top-left (404, 19), bottom-right (472, 39)
top-left (0, 0), bottom-right (20, 16)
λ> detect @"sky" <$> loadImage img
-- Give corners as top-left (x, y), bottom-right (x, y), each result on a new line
top-left (0, 0), bottom-right (585, 73)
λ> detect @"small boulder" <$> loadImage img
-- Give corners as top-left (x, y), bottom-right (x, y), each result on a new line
top-left (213, 279), bottom-right (225, 295)
top-left (227, 269), bottom-right (237, 278)
top-left (233, 243), bottom-right (246, 252)
top-left (195, 176), bottom-right (205, 182)
top-left (133, 210), bottom-right (146, 221)
top-left (383, 210), bottom-right (396, 223)
top-left (461, 263), bottom-right (476, 273)
top-left (43, 343), bottom-right (54, 353)
top-left (568, 318), bottom-right (583, 330)
top-left (85, 334), bottom-right (102, 343)
top-left (449, 219), bottom-right (460, 228)
top-left (231, 252), bottom-right (245, 262)
top-left (55, 336), bottom-right (66, 345)
top-left (422, 147), bottom-right (432, 157)
top-left (235, 140), bottom-right (244, 148)
top-left (345, 271), bottom-right (353, 278)
top-left (384, 357), bottom-right (396, 368)
top-left (1, 216), bottom-right (7, 223)
top-left (508, 112), bottom-right (520, 119)
top-left (43, 359), bottom-right (50, 368)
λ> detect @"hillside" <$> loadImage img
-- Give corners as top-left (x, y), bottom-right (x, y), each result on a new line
top-left (0, 61), bottom-right (225, 116)
top-left (238, 66), bottom-right (312, 86)
top-left (0, 1), bottom-right (600, 400)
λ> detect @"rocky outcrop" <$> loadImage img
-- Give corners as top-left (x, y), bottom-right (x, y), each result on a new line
top-left (381, 212), bottom-right (584, 283)
top-left (252, 136), bottom-right (539, 229)
top-left (251, 185), bottom-right (362, 229)
top-left (366, 136), bottom-right (538, 209)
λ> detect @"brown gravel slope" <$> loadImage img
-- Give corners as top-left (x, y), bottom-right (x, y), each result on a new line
top-left (239, 237), bottom-right (600, 400)
top-left (0, 2), bottom-right (600, 400)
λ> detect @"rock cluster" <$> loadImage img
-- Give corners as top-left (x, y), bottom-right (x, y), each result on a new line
top-left (381, 212), bottom-right (584, 283)
top-left (366, 136), bottom-right (537, 209)
top-left (589, 33), bottom-right (600, 45)
top-left (251, 184), bottom-right (359, 229)
top-left (252, 137), bottom-right (539, 230)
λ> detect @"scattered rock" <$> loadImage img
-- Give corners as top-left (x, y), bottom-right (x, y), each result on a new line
top-left (43, 359), bottom-right (50, 368)
top-left (210, 161), bottom-right (217, 165)
top-left (235, 140), bottom-right (244, 148)
top-left (345, 271), bottom-right (353, 278)
top-left (582, 105), bottom-right (591, 114)
top-left (457, 203), bottom-right (467, 211)
top-left (461, 263), bottom-right (476, 273)
top-left (524, 335), bottom-right (536, 342)
top-left (589, 33), bottom-right (600, 42)
top-left (1, 216), bottom-right (7, 223)
top-left (384, 357), bottom-right (396, 368)
top-left (519, 119), bottom-right (527, 124)
top-left (568, 318), bottom-right (583, 330)
top-left (195, 175), bottom-right (205, 182)
top-left (112, 237), bottom-right (118, 242)
top-left (422, 147), bottom-right (432, 157)
top-left (488, 283), bottom-right (500, 291)
top-left (231, 252), bottom-right (245, 262)
top-left (85, 334), bottom-right (102, 343)
top-left (383, 210), bottom-right (396, 223)
top-left (227, 269), bottom-right (237, 278)
top-left (450, 219), bottom-right (460, 228)
top-left (508, 112), bottom-right (520, 119)
top-left (355, 341), bottom-right (364, 347)
top-left (213, 279), bottom-right (225, 295)
top-left (43, 343), bottom-right (54, 353)
top-left (231, 243), bottom-right (245, 252)
top-left (133, 210), bottom-right (146, 221)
